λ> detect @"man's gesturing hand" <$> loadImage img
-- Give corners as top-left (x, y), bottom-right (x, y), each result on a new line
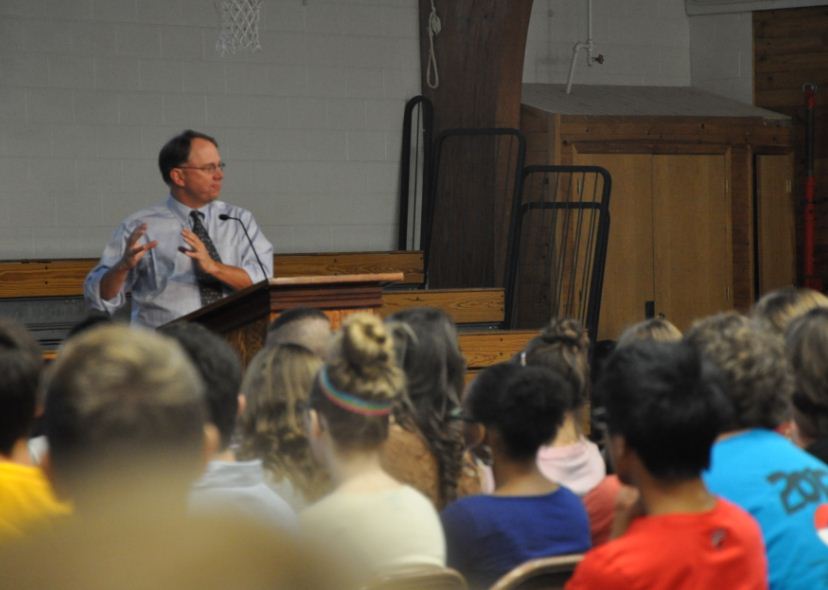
top-left (180, 228), bottom-right (219, 275)
top-left (117, 223), bottom-right (158, 271)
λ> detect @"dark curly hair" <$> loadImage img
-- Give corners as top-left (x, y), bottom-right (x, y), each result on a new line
top-left (387, 308), bottom-right (467, 507)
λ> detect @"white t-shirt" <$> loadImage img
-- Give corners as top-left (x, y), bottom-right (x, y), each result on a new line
top-left (300, 484), bottom-right (445, 581)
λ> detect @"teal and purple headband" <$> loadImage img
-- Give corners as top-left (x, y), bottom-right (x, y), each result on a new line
top-left (319, 367), bottom-right (393, 417)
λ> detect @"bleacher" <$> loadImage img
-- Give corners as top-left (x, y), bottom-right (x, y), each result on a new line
top-left (0, 251), bottom-right (537, 373)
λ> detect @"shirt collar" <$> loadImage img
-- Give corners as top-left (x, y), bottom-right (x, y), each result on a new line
top-left (166, 195), bottom-right (216, 225)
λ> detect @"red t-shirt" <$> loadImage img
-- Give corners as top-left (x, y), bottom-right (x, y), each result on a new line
top-left (566, 498), bottom-right (768, 590)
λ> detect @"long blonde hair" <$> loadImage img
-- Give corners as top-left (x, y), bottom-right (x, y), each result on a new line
top-left (236, 343), bottom-right (328, 502)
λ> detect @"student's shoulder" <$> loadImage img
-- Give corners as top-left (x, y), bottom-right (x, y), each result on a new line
top-left (566, 543), bottom-right (636, 590)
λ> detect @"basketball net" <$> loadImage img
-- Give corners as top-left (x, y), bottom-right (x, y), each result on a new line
top-left (215, 0), bottom-right (263, 56)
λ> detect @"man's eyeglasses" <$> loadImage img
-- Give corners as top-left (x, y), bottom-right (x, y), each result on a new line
top-left (177, 162), bottom-right (226, 174)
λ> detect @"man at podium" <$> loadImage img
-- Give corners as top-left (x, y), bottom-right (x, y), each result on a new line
top-left (84, 130), bottom-right (273, 328)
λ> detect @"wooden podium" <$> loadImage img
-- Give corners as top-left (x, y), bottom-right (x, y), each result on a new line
top-left (174, 273), bottom-right (403, 365)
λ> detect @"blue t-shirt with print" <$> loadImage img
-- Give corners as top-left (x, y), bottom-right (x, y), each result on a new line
top-left (441, 487), bottom-right (590, 589)
top-left (703, 429), bottom-right (828, 590)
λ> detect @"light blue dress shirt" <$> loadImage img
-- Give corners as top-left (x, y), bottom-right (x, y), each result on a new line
top-left (84, 196), bottom-right (273, 328)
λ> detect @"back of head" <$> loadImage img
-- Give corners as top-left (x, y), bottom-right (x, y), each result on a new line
top-left (237, 343), bottom-right (328, 500)
top-left (787, 308), bottom-right (828, 440)
top-left (266, 307), bottom-right (332, 358)
top-left (752, 286), bottom-right (828, 336)
top-left (310, 313), bottom-right (404, 452)
top-left (0, 319), bottom-right (42, 457)
top-left (616, 317), bottom-right (682, 349)
top-left (466, 363), bottom-right (571, 460)
top-left (159, 322), bottom-right (241, 450)
top-left (44, 325), bottom-right (206, 502)
top-left (522, 318), bottom-right (590, 411)
top-left (597, 340), bottom-right (730, 481)
top-left (685, 312), bottom-right (792, 431)
top-left (387, 307), bottom-right (466, 504)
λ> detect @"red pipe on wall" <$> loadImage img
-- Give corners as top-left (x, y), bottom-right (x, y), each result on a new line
top-left (803, 83), bottom-right (821, 290)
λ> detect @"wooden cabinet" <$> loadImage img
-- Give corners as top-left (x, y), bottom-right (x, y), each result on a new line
top-left (756, 154), bottom-right (796, 294)
top-left (520, 88), bottom-right (794, 342)
top-left (574, 151), bottom-right (732, 339)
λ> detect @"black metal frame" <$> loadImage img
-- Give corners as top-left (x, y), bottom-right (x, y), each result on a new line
top-left (397, 95), bottom-right (434, 251)
top-left (422, 127), bottom-right (526, 286)
top-left (503, 165), bottom-right (612, 343)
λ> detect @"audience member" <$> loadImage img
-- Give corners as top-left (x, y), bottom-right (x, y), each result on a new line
top-left (237, 343), bottom-right (329, 509)
top-left (383, 307), bottom-right (481, 509)
top-left (686, 312), bottom-right (828, 590)
top-left (785, 308), bottom-right (828, 463)
top-left (266, 307), bottom-right (332, 358)
top-left (443, 363), bottom-right (590, 588)
top-left (160, 322), bottom-right (296, 529)
top-left (751, 286), bottom-right (828, 337)
top-left (42, 324), bottom-right (207, 515)
top-left (616, 317), bottom-right (682, 349)
top-left (522, 318), bottom-right (620, 546)
top-left (567, 340), bottom-right (767, 590)
top-left (300, 313), bottom-right (445, 583)
top-left (0, 319), bottom-right (68, 541)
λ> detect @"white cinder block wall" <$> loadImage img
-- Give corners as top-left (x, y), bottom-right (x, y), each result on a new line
top-left (524, 0), bottom-right (691, 86)
top-left (689, 12), bottom-right (754, 104)
top-left (0, 0), bottom-right (420, 259)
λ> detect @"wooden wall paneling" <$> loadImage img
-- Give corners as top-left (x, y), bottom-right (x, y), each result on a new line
top-left (652, 155), bottom-right (732, 331)
top-left (730, 146), bottom-right (755, 309)
top-left (756, 154), bottom-right (797, 294)
top-left (573, 151), bottom-right (655, 341)
top-left (754, 6), bottom-right (828, 287)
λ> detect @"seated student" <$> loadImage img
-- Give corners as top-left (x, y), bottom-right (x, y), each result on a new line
top-left (384, 307), bottom-right (482, 509)
top-left (687, 312), bottom-right (828, 590)
top-left (442, 363), bottom-right (591, 589)
top-left (266, 307), bottom-right (332, 358)
top-left (567, 340), bottom-right (767, 590)
top-left (786, 308), bottom-right (828, 463)
top-left (160, 322), bottom-right (296, 530)
top-left (300, 314), bottom-right (445, 583)
top-left (0, 319), bottom-right (68, 541)
top-left (521, 319), bottom-right (620, 546)
top-left (42, 325), bottom-right (209, 518)
top-left (751, 286), bottom-right (828, 337)
top-left (236, 343), bottom-right (330, 510)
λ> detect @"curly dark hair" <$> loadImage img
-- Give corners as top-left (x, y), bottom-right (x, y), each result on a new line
top-left (387, 308), bottom-right (467, 507)
top-left (685, 312), bottom-right (793, 430)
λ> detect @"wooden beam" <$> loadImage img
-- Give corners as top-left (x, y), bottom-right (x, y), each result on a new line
top-left (381, 288), bottom-right (504, 325)
top-left (458, 329), bottom-right (536, 370)
top-left (0, 251), bottom-right (425, 299)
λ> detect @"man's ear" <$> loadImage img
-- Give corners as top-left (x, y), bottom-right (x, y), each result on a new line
top-left (169, 167), bottom-right (186, 188)
top-left (236, 394), bottom-right (246, 417)
top-left (202, 424), bottom-right (220, 464)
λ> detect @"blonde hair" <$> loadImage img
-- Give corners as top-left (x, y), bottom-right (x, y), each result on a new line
top-left (522, 318), bottom-right (590, 410)
top-left (617, 317), bottom-right (682, 349)
top-left (786, 308), bottom-right (828, 440)
top-left (236, 344), bottom-right (328, 502)
top-left (751, 287), bottom-right (828, 336)
top-left (311, 314), bottom-right (405, 451)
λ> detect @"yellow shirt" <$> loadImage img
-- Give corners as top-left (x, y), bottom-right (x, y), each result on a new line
top-left (0, 462), bottom-right (70, 541)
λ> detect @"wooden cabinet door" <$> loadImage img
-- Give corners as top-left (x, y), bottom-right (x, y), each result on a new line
top-left (756, 154), bottom-right (796, 295)
top-left (653, 154), bottom-right (732, 331)
top-left (574, 152), bottom-right (655, 340)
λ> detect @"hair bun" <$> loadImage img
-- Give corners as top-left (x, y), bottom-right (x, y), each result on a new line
top-left (341, 313), bottom-right (393, 377)
top-left (540, 318), bottom-right (589, 351)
